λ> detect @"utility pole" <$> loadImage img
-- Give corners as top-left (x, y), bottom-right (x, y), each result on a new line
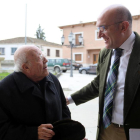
top-left (25, 4), bottom-right (27, 44)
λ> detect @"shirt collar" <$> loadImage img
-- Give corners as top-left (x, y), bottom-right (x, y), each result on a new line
top-left (119, 32), bottom-right (135, 51)
top-left (113, 32), bottom-right (135, 52)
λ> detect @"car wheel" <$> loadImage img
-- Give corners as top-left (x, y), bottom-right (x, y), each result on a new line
top-left (62, 70), bottom-right (67, 73)
top-left (54, 67), bottom-right (60, 73)
top-left (81, 70), bottom-right (87, 74)
top-left (72, 66), bottom-right (76, 70)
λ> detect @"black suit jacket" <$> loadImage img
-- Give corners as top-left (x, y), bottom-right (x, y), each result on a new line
top-left (0, 72), bottom-right (71, 140)
top-left (71, 32), bottom-right (140, 140)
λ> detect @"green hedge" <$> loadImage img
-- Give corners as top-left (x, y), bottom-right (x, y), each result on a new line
top-left (0, 72), bottom-right (10, 80)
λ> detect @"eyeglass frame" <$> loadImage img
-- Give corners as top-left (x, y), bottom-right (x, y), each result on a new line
top-left (97, 21), bottom-right (124, 33)
top-left (39, 54), bottom-right (46, 62)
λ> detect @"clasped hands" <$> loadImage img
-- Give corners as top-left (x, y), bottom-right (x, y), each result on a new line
top-left (38, 123), bottom-right (88, 140)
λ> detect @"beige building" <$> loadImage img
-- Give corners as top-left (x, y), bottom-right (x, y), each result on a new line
top-left (0, 37), bottom-right (62, 72)
top-left (59, 15), bottom-right (140, 66)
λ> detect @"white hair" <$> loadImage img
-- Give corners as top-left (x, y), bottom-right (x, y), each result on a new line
top-left (14, 51), bottom-right (27, 72)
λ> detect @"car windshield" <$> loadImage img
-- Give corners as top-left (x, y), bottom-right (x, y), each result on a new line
top-left (64, 59), bottom-right (69, 63)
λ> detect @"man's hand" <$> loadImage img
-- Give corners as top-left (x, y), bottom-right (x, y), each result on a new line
top-left (38, 124), bottom-right (55, 140)
top-left (66, 97), bottom-right (70, 105)
top-left (83, 138), bottom-right (88, 140)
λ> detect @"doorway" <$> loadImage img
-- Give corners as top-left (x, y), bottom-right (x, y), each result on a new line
top-left (93, 54), bottom-right (98, 64)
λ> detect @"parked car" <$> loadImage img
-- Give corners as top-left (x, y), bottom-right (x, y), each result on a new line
top-left (68, 59), bottom-right (83, 70)
top-left (79, 63), bottom-right (97, 74)
top-left (47, 58), bottom-right (70, 73)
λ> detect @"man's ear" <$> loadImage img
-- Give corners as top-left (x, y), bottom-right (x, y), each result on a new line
top-left (22, 63), bottom-right (30, 73)
top-left (120, 21), bottom-right (129, 33)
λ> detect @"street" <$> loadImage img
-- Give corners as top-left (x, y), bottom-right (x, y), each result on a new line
top-left (58, 70), bottom-right (99, 140)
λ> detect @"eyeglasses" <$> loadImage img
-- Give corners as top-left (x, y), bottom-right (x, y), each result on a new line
top-left (39, 54), bottom-right (45, 61)
top-left (97, 21), bottom-right (123, 33)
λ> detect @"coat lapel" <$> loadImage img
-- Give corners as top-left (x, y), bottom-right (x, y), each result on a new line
top-left (44, 74), bottom-right (57, 95)
top-left (13, 72), bottom-right (44, 100)
top-left (99, 49), bottom-right (112, 112)
top-left (124, 32), bottom-right (140, 121)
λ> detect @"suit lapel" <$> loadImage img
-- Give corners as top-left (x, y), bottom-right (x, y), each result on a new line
top-left (99, 49), bottom-right (112, 112)
top-left (124, 32), bottom-right (140, 121)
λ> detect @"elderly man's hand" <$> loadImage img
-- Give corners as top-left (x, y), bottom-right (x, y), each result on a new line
top-left (38, 124), bottom-right (55, 140)
top-left (66, 97), bottom-right (70, 105)
top-left (83, 138), bottom-right (88, 140)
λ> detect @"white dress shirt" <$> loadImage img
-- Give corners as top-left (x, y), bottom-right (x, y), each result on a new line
top-left (110, 32), bottom-right (135, 125)
top-left (68, 32), bottom-right (135, 125)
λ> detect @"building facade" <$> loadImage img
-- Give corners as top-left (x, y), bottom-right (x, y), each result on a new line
top-left (59, 15), bottom-right (140, 66)
top-left (0, 37), bottom-right (62, 71)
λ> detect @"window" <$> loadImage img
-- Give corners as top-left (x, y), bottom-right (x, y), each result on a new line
top-left (73, 32), bottom-right (83, 45)
top-left (49, 59), bottom-right (55, 63)
top-left (11, 48), bottom-right (17, 55)
top-left (56, 50), bottom-right (60, 57)
top-left (0, 48), bottom-right (5, 55)
top-left (56, 59), bottom-right (61, 63)
top-left (95, 30), bottom-right (103, 40)
top-left (75, 54), bottom-right (81, 61)
top-left (47, 49), bottom-right (50, 56)
top-left (73, 53), bottom-right (83, 62)
top-left (75, 34), bottom-right (81, 45)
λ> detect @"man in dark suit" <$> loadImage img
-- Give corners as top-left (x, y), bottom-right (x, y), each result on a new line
top-left (0, 45), bottom-right (71, 140)
top-left (66, 4), bottom-right (140, 140)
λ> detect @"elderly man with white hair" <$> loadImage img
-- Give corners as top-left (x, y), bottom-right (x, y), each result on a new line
top-left (0, 45), bottom-right (71, 140)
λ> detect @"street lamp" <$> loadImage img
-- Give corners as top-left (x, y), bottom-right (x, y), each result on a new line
top-left (61, 35), bottom-right (65, 45)
top-left (61, 31), bottom-right (83, 77)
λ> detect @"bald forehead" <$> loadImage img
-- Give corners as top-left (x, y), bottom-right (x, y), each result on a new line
top-left (97, 5), bottom-right (127, 26)
top-left (100, 4), bottom-right (125, 15)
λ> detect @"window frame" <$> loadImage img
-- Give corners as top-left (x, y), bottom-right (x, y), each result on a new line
top-left (11, 47), bottom-right (17, 55)
top-left (73, 32), bottom-right (83, 45)
top-left (56, 50), bottom-right (60, 57)
top-left (73, 52), bottom-right (83, 62)
top-left (0, 48), bottom-right (5, 55)
top-left (47, 49), bottom-right (50, 56)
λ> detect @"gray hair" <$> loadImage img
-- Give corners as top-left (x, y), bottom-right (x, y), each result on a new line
top-left (14, 51), bottom-right (27, 72)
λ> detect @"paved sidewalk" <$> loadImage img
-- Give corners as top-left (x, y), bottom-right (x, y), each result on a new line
top-left (58, 72), bottom-right (99, 140)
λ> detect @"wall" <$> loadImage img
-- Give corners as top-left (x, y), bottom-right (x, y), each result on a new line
top-left (61, 23), bottom-right (104, 65)
top-left (43, 46), bottom-right (63, 58)
top-left (0, 44), bottom-right (22, 60)
top-left (61, 15), bottom-right (140, 65)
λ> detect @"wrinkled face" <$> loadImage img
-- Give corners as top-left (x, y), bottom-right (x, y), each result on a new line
top-left (96, 11), bottom-right (123, 49)
top-left (27, 47), bottom-right (48, 82)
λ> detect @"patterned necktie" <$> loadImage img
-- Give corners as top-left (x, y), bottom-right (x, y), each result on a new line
top-left (103, 48), bottom-right (123, 129)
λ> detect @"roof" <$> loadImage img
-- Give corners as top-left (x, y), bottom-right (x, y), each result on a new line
top-left (0, 37), bottom-right (62, 47)
top-left (59, 21), bottom-right (96, 29)
top-left (59, 14), bottom-right (140, 29)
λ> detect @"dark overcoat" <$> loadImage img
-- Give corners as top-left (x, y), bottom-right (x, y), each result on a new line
top-left (0, 72), bottom-right (71, 140)
top-left (71, 32), bottom-right (140, 140)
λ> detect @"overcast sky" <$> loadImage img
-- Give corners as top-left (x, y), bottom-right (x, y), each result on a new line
top-left (0, 0), bottom-right (140, 44)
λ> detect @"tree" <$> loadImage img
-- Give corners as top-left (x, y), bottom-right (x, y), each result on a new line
top-left (35, 24), bottom-right (46, 41)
